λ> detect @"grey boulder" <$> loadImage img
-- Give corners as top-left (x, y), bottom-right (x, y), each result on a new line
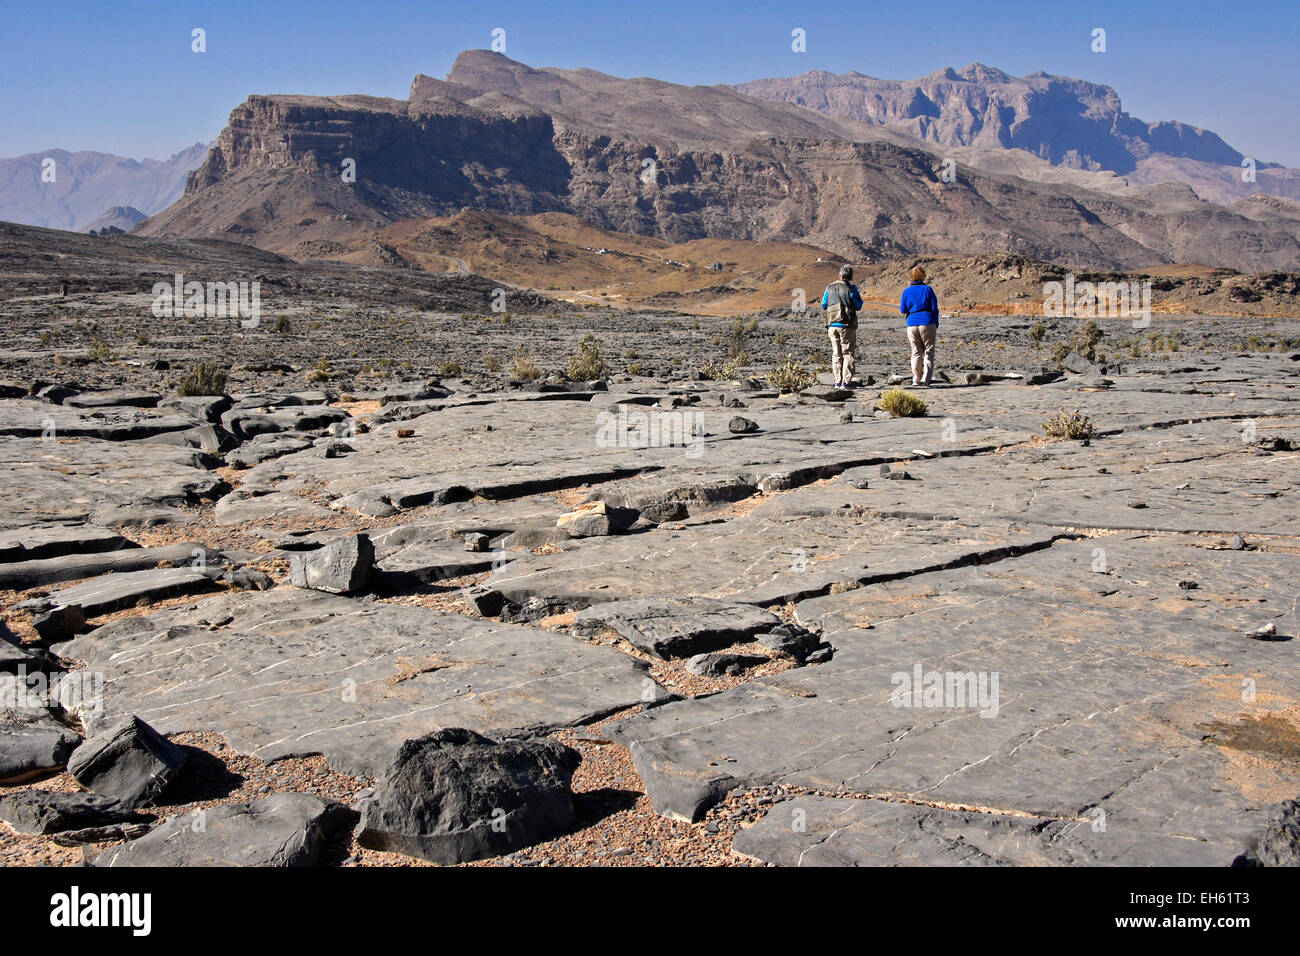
top-left (357, 728), bottom-right (581, 864)
top-left (0, 789), bottom-right (150, 835)
top-left (66, 715), bottom-right (188, 807)
top-left (289, 533), bottom-right (373, 594)
top-left (90, 793), bottom-right (353, 867)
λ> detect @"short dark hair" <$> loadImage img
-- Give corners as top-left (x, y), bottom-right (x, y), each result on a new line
top-left (839, 265), bottom-right (853, 280)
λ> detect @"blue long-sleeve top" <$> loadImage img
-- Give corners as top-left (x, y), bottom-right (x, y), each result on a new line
top-left (899, 282), bottom-right (939, 326)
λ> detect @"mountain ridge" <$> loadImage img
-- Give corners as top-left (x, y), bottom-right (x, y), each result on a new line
top-left (134, 51), bottom-right (1300, 273)
top-left (733, 65), bottom-right (1297, 204)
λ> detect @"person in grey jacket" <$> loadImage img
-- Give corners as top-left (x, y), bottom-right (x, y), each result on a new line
top-left (822, 265), bottom-right (863, 387)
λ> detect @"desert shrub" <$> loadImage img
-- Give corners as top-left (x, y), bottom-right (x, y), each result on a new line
top-left (88, 339), bottom-right (115, 361)
top-left (878, 387), bottom-right (928, 417)
top-left (627, 362), bottom-right (644, 375)
top-left (178, 363), bottom-right (228, 396)
top-left (275, 314), bottom-right (291, 333)
top-left (700, 358), bottom-right (744, 381)
top-left (768, 355), bottom-right (816, 394)
top-left (1074, 319), bottom-right (1104, 360)
top-left (438, 360), bottom-right (463, 376)
top-left (566, 333), bottom-right (608, 381)
top-left (1030, 323), bottom-right (1046, 350)
top-left (484, 354), bottom-right (501, 373)
top-left (1042, 408), bottom-right (1096, 440)
top-left (511, 352), bottom-right (541, 381)
top-left (726, 318), bottom-right (749, 359)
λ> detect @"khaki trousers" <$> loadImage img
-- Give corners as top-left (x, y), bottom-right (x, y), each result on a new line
top-left (828, 325), bottom-right (856, 384)
top-left (907, 323), bottom-right (937, 384)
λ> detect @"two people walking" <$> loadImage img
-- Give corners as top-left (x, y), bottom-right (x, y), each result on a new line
top-left (820, 263), bottom-right (940, 388)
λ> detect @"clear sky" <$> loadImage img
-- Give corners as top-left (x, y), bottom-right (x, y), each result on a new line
top-left (2, 0), bottom-right (1297, 165)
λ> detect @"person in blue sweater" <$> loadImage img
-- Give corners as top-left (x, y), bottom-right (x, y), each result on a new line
top-left (899, 265), bottom-right (940, 386)
top-left (821, 264), bottom-right (863, 387)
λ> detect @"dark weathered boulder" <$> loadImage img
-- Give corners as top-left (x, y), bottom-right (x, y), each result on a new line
top-left (90, 793), bottom-right (353, 867)
top-left (0, 710), bottom-right (81, 783)
top-left (1233, 799), bottom-right (1300, 867)
top-left (0, 789), bottom-right (150, 835)
top-left (67, 715), bottom-right (188, 807)
top-left (357, 728), bottom-right (581, 864)
top-left (288, 533), bottom-right (373, 594)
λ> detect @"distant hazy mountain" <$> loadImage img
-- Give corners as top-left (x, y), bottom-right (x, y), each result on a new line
top-left (0, 142), bottom-right (210, 232)
top-left (734, 65), bottom-right (1300, 205)
top-left (83, 205), bottom-right (148, 235)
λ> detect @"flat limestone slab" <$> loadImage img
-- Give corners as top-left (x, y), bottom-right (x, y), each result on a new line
top-left (54, 588), bottom-right (660, 778)
top-left (603, 536), bottom-right (1300, 863)
top-left (18, 566), bottom-right (219, 617)
top-left (482, 514), bottom-right (1068, 613)
top-left (730, 795), bottom-right (1259, 867)
top-left (0, 524), bottom-right (131, 563)
top-left (0, 437), bottom-right (223, 525)
top-left (0, 542), bottom-right (211, 590)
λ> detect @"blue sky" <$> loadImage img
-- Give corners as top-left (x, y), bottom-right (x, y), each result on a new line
top-left (2, 0), bottom-right (1297, 164)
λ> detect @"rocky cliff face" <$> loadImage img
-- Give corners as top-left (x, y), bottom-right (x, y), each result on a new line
top-left (138, 51), bottom-right (1300, 272)
top-left (734, 64), bottom-right (1300, 205)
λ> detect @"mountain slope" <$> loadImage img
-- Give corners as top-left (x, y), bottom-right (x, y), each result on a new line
top-left (734, 65), bottom-right (1300, 205)
top-left (137, 51), bottom-right (1300, 273)
top-left (0, 143), bottom-right (211, 231)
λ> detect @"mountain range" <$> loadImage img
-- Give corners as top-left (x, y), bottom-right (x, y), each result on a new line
top-left (0, 142), bottom-right (210, 232)
top-left (7, 51), bottom-right (1299, 276)
top-left (734, 64), bottom-right (1300, 206)
top-left (134, 51), bottom-right (1300, 273)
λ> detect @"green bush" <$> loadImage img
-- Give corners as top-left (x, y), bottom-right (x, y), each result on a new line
top-left (178, 363), bottom-right (228, 396)
top-left (878, 387), bottom-right (928, 417)
top-left (767, 355), bottom-right (816, 394)
top-left (566, 333), bottom-right (608, 381)
top-left (1042, 408), bottom-right (1096, 441)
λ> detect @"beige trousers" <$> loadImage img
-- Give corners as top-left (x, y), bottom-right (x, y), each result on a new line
top-left (907, 323), bottom-right (937, 384)
top-left (828, 325), bottom-right (856, 384)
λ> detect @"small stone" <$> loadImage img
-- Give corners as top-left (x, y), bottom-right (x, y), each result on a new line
top-left (728, 416), bottom-right (759, 434)
top-left (223, 567), bottom-right (275, 591)
top-left (685, 652), bottom-right (768, 677)
top-left (464, 532), bottom-right (490, 552)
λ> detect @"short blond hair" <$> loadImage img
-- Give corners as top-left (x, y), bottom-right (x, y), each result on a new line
top-left (910, 265), bottom-right (927, 282)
